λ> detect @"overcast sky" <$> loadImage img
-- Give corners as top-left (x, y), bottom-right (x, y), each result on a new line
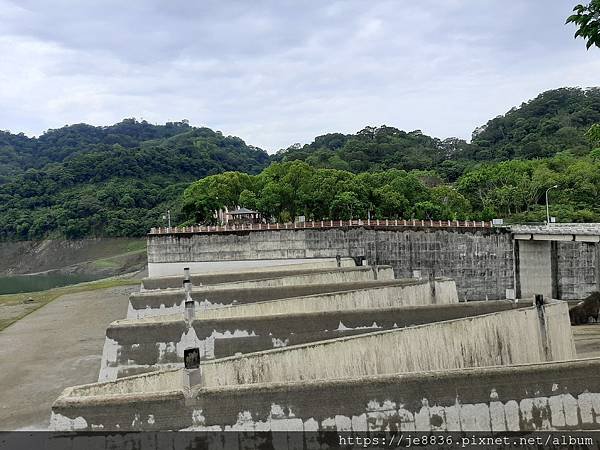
top-left (0, 1), bottom-right (598, 152)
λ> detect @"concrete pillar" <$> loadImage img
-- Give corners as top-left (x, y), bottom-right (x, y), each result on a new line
top-left (182, 267), bottom-right (194, 322)
top-left (184, 299), bottom-right (195, 323)
top-left (534, 294), bottom-right (551, 361)
top-left (596, 242), bottom-right (600, 293)
top-left (550, 241), bottom-right (559, 299)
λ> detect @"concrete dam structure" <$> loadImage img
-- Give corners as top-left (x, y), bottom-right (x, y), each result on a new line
top-left (48, 227), bottom-right (600, 433)
top-left (147, 221), bottom-right (600, 301)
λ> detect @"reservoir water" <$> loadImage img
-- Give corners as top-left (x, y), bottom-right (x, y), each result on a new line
top-left (0, 273), bottom-right (101, 295)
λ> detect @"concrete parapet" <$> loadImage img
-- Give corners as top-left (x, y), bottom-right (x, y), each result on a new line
top-left (128, 278), bottom-right (458, 320)
top-left (52, 357), bottom-right (600, 431)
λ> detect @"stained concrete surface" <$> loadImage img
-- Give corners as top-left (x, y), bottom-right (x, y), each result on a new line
top-left (574, 324), bottom-right (600, 358)
top-left (0, 285), bottom-right (134, 430)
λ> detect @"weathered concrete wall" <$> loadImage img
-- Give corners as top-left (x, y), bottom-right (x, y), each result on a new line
top-left (199, 302), bottom-right (574, 388)
top-left (194, 266), bottom-right (394, 291)
top-left (556, 241), bottom-right (600, 300)
top-left (102, 300), bottom-right (513, 379)
top-left (52, 358), bottom-right (600, 431)
top-left (148, 257), bottom-right (354, 277)
top-left (516, 240), bottom-right (552, 299)
top-left (143, 258), bottom-right (356, 290)
top-left (203, 279), bottom-right (458, 320)
top-left (129, 280), bottom-right (404, 318)
top-left (147, 228), bottom-right (514, 300)
top-left (516, 240), bottom-right (600, 300)
top-left (142, 266), bottom-right (392, 294)
top-left (128, 278), bottom-right (458, 319)
top-left (100, 301), bottom-right (573, 382)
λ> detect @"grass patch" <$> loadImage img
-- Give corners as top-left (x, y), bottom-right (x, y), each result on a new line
top-left (93, 258), bottom-right (121, 269)
top-left (125, 240), bottom-right (147, 253)
top-left (92, 246), bottom-right (146, 269)
top-left (0, 277), bottom-right (139, 332)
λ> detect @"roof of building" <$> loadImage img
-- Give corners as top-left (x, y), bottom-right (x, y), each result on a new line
top-left (229, 207), bottom-right (258, 215)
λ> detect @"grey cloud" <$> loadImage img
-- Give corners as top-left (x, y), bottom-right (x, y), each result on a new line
top-left (0, 0), bottom-right (597, 151)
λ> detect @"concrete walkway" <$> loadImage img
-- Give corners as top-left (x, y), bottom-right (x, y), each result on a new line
top-left (0, 285), bottom-right (135, 430)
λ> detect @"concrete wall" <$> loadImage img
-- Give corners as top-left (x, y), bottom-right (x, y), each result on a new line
top-left (100, 301), bottom-right (573, 382)
top-left (102, 300), bottom-right (513, 380)
top-left (147, 266), bottom-right (393, 294)
top-left (143, 258), bottom-right (356, 290)
top-left (52, 358), bottom-right (600, 431)
top-left (147, 228), bottom-right (514, 300)
top-left (128, 278), bottom-right (458, 319)
top-left (199, 301), bottom-right (574, 388)
top-left (556, 241), bottom-right (600, 300)
top-left (516, 240), bottom-right (553, 299)
top-left (516, 239), bottom-right (600, 300)
top-left (203, 279), bottom-right (458, 320)
top-left (148, 257), bottom-right (354, 278)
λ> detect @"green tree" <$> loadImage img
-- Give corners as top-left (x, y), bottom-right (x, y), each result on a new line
top-left (238, 189), bottom-right (258, 210)
top-left (567, 1), bottom-right (600, 49)
top-left (586, 124), bottom-right (600, 147)
top-left (330, 192), bottom-right (364, 220)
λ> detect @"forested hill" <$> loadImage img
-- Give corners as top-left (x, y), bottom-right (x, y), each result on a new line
top-left (275, 87), bottom-right (600, 180)
top-left (471, 87), bottom-right (600, 160)
top-left (1, 87), bottom-right (599, 240)
top-left (0, 119), bottom-right (269, 239)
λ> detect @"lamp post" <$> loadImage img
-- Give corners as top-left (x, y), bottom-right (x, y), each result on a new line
top-left (545, 185), bottom-right (558, 225)
top-left (162, 210), bottom-right (171, 228)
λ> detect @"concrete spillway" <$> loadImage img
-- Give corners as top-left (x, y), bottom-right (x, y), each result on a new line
top-left (53, 358), bottom-right (600, 432)
top-left (101, 299), bottom-right (519, 380)
top-left (50, 242), bottom-right (591, 432)
top-left (128, 277), bottom-right (458, 319)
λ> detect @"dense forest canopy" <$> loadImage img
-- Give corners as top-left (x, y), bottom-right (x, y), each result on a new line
top-left (275, 87), bottom-right (600, 179)
top-left (1, 87), bottom-right (600, 240)
top-left (0, 119), bottom-right (269, 239)
top-left (182, 149), bottom-right (600, 225)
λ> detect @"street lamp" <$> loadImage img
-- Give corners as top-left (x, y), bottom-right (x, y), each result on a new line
top-left (545, 185), bottom-right (558, 225)
top-left (162, 210), bottom-right (171, 228)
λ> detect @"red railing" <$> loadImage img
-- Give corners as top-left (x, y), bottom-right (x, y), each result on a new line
top-left (149, 219), bottom-right (493, 235)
